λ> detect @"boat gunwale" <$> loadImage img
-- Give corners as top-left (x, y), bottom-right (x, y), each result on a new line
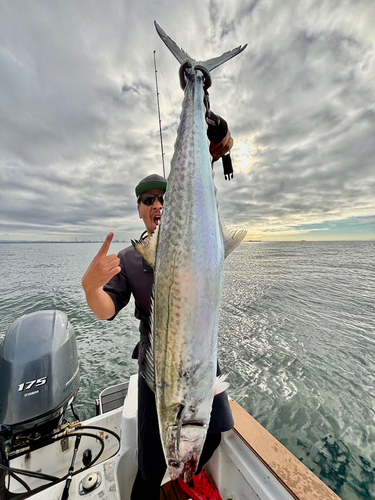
top-left (229, 399), bottom-right (341, 500)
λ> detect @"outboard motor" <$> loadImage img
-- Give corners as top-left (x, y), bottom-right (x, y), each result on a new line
top-left (0, 310), bottom-right (80, 452)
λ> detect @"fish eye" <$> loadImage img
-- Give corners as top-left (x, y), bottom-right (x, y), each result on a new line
top-left (168, 459), bottom-right (181, 468)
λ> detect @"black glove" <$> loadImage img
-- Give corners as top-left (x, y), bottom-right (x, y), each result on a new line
top-left (206, 110), bottom-right (228, 144)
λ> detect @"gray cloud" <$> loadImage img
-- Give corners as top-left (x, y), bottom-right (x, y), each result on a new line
top-left (0, 0), bottom-right (374, 242)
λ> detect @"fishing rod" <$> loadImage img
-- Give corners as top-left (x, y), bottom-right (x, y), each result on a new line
top-left (153, 50), bottom-right (166, 178)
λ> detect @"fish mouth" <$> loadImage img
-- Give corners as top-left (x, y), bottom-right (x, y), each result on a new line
top-left (181, 420), bottom-right (205, 427)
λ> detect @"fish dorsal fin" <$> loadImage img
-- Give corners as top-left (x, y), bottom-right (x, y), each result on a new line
top-left (144, 337), bottom-right (156, 392)
top-left (141, 297), bottom-right (156, 392)
top-left (154, 21), bottom-right (247, 74)
top-left (219, 212), bottom-right (247, 259)
top-left (131, 225), bottom-right (159, 268)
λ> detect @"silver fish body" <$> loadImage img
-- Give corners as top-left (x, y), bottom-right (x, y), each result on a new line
top-left (133, 22), bottom-right (247, 482)
top-left (154, 68), bottom-right (223, 480)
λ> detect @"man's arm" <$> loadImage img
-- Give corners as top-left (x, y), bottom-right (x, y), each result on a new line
top-left (82, 232), bottom-right (121, 320)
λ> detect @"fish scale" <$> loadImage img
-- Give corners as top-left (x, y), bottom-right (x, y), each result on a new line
top-left (132, 22), bottom-right (247, 482)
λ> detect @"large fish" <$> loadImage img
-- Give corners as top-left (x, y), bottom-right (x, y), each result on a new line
top-left (133, 21), bottom-right (247, 482)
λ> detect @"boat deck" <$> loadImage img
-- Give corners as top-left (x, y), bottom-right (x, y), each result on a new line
top-left (98, 379), bottom-right (340, 500)
top-left (160, 480), bottom-right (190, 500)
top-left (98, 383), bottom-right (190, 500)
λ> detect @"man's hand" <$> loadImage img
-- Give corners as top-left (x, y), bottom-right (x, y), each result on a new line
top-left (209, 130), bottom-right (233, 161)
top-left (82, 233), bottom-right (121, 292)
top-left (206, 110), bottom-right (234, 161)
top-left (82, 233), bottom-right (121, 320)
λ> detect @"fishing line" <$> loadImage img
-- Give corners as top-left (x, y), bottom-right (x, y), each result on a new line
top-left (158, 60), bottom-right (178, 125)
top-left (154, 51), bottom-right (179, 177)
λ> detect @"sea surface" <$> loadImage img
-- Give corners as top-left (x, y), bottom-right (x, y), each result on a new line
top-left (0, 240), bottom-right (374, 499)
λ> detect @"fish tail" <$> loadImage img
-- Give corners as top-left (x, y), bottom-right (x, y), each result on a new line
top-left (154, 21), bottom-right (247, 75)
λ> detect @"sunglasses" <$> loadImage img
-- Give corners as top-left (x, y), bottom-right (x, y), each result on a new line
top-left (138, 193), bottom-right (164, 206)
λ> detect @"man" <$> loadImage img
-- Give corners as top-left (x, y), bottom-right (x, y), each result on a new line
top-left (82, 116), bottom-right (234, 500)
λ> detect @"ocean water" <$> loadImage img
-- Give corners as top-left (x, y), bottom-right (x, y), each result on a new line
top-left (0, 240), bottom-right (374, 499)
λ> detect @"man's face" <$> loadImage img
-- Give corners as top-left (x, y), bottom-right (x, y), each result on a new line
top-left (137, 188), bottom-right (164, 237)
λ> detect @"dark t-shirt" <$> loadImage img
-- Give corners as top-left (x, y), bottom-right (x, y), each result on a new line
top-left (103, 244), bottom-right (153, 331)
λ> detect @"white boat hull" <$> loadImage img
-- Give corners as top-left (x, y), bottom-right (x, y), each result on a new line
top-left (5, 374), bottom-right (340, 500)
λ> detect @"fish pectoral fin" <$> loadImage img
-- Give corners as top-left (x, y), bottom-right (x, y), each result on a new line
top-left (223, 228), bottom-right (247, 259)
top-left (219, 213), bottom-right (247, 258)
top-left (131, 226), bottom-right (159, 268)
top-left (214, 374), bottom-right (230, 395)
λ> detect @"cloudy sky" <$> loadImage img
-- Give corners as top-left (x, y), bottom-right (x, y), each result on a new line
top-left (1, 0), bottom-right (374, 242)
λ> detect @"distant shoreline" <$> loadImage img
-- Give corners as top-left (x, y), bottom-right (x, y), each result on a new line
top-left (0, 240), bottom-right (128, 244)
top-left (1, 239), bottom-right (373, 244)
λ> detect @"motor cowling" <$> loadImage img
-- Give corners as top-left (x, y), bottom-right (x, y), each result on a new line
top-left (0, 310), bottom-right (80, 436)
